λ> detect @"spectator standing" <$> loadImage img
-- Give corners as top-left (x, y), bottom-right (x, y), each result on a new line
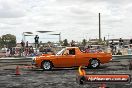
top-left (85, 46), bottom-right (90, 53)
top-left (10, 48), bottom-right (13, 56)
top-left (12, 48), bottom-right (15, 56)
top-left (34, 35), bottom-right (39, 48)
top-left (20, 40), bottom-right (25, 56)
top-left (21, 40), bottom-right (25, 48)
top-left (119, 38), bottom-right (124, 48)
top-left (6, 49), bottom-right (10, 57)
top-left (128, 45), bottom-right (132, 55)
top-left (26, 41), bottom-right (28, 48)
top-left (25, 47), bottom-right (29, 56)
top-left (110, 40), bottom-right (116, 55)
top-left (29, 46), bottom-right (34, 56)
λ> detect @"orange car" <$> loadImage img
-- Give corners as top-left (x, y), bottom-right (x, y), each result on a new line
top-left (32, 47), bottom-right (112, 70)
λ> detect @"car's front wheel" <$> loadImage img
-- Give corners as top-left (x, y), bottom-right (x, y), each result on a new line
top-left (42, 61), bottom-right (52, 71)
top-left (88, 59), bottom-right (100, 68)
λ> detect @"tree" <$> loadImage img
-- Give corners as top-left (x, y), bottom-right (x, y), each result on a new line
top-left (1, 34), bottom-right (16, 48)
top-left (70, 40), bottom-right (75, 47)
top-left (82, 39), bottom-right (87, 46)
top-left (59, 40), bottom-right (63, 46)
top-left (63, 39), bottom-right (68, 46)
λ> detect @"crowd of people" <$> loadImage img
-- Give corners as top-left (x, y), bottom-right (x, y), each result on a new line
top-left (80, 38), bottom-right (132, 55)
top-left (1, 34), bottom-right (54, 57)
top-left (109, 38), bottom-right (123, 55)
top-left (3, 43), bottom-right (54, 57)
top-left (2, 37), bottom-right (132, 57)
top-left (81, 45), bottom-right (103, 53)
top-left (109, 38), bottom-right (132, 55)
top-left (3, 43), bottom-right (35, 57)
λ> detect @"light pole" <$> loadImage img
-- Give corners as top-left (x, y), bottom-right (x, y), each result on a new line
top-left (99, 13), bottom-right (101, 42)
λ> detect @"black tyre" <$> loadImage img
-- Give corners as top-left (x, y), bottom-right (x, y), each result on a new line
top-left (89, 59), bottom-right (100, 68)
top-left (41, 61), bottom-right (52, 71)
top-left (79, 76), bottom-right (86, 85)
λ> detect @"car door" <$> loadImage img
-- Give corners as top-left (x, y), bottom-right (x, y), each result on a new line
top-left (57, 49), bottom-right (76, 67)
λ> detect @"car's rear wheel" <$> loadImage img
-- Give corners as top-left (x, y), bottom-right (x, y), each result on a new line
top-left (42, 61), bottom-right (52, 71)
top-left (88, 59), bottom-right (100, 68)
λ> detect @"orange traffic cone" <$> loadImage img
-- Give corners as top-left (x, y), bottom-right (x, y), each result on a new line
top-left (15, 66), bottom-right (20, 75)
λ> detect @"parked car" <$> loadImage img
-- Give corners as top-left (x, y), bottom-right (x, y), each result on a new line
top-left (32, 47), bottom-right (112, 70)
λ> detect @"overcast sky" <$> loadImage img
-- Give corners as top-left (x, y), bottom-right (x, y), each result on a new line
top-left (0, 0), bottom-right (132, 43)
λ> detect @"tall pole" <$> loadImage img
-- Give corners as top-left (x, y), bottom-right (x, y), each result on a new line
top-left (99, 13), bottom-right (101, 41)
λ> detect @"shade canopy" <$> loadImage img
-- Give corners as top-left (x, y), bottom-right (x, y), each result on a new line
top-left (36, 31), bottom-right (53, 33)
top-left (24, 35), bottom-right (35, 36)
top-left (23, 32), bottom-right (33, 34)
top-left (50, 33), bottom-right (60, 35)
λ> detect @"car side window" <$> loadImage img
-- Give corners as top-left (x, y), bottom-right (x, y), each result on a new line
top-left (69, 49), bottom-right (75, 55)
top-left (63, 49), bottom-right (75, 55)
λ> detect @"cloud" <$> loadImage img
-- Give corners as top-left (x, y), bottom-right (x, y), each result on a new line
top-left (0, 0), bottom-right (26, 18)
top-left (0, 0), bottom-right (132, 43)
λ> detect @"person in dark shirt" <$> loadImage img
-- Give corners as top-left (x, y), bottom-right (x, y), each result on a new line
top-left (119, 38), bottom-right (123, 48)
top-left (26, 41), bottom-right (28, 48)
top-left (34, 35), bottom-right (39, 48)
top-left (21, 40), bottom-right (25, 47)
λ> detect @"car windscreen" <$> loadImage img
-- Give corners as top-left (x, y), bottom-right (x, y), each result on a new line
top-left (56, 48), bottom-right (66, 55)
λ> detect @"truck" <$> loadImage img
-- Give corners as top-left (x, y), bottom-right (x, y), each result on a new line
top-left (32, 47), bottom-right (112, 70)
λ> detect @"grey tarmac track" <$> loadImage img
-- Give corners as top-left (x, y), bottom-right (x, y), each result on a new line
top-left (0, 58), bottom-right (132, 88)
